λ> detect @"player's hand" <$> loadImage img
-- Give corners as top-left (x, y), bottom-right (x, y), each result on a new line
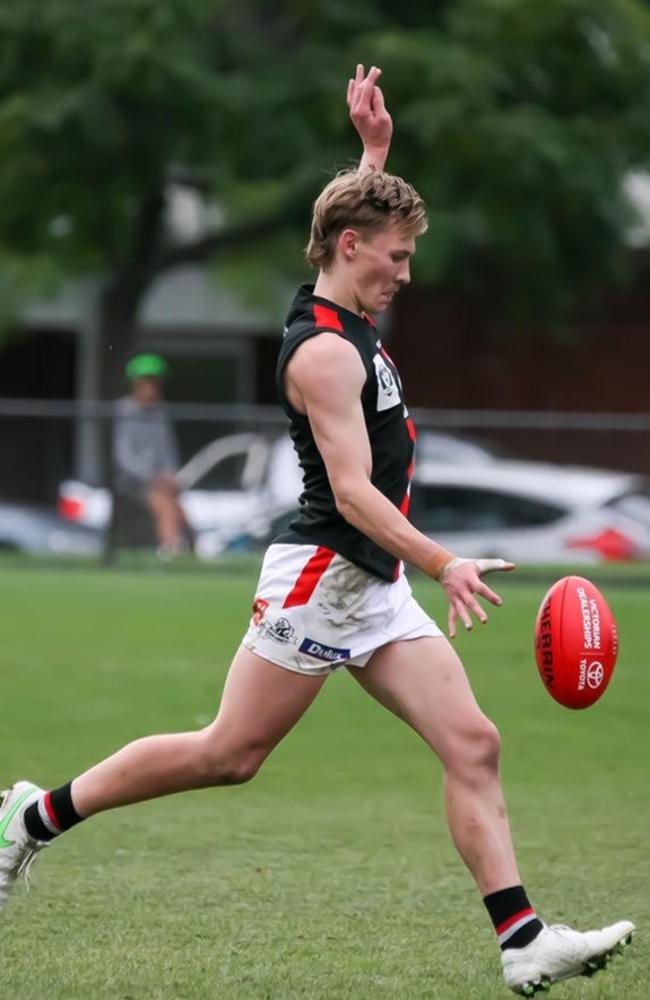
top-left (347, 63), bottom-right (393, 156)
top-left (439, 557), bottom-right (515, 639)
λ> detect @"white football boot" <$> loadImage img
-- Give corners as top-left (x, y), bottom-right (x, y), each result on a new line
top-left (502, 920), bottom-right (635, 995)
top-left (0, 781), bottom-right (49, 912)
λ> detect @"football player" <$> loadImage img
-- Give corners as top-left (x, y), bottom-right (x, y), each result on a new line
top-left (0, 65), bottom-right (633, 996)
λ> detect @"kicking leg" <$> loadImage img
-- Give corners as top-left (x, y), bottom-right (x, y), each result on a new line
top-left (74, 645), bottom-right (326, 815)
top-left (0, 647), bottom-right (325, 909)
top-left (349, 635), bottom-right (518, 895)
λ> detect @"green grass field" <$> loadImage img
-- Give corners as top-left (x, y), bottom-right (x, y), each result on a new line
top-left (0, 560), bottom-right (647, 999)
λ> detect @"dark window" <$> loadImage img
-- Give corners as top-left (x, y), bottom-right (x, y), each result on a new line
top-left (606, 489), bottom-right (650, 529)
top-left (410, 485), bottom-right (566, 533)
top-left (192, 452), bottom-right (249, 491)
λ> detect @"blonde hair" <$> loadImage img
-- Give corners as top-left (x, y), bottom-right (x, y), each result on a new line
top-left (305, 168), bottom-right (428, 271)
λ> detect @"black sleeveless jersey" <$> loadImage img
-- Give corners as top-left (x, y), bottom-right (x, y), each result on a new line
top-left (273, 284), bottom-right (416, 582)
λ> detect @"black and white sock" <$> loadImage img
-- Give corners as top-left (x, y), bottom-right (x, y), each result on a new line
top-left (23, 782), bottom-right (84, 842)
top-left (484, 885), bottom-right (544, 950)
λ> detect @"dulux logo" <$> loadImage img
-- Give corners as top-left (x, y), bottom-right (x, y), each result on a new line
top-left (300, 638), bottom-right (350, 662)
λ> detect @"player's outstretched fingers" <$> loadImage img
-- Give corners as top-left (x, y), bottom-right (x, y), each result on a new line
top-left (475, 558), bottom-right (515, 575)
top-left (464, 594), bottom-right (488, 625)
top-left (356, 65), bottom-right (381, 111)
top-left (348, 63), bottom-right (365, 107)
top-left (371, 84), bottom-right (386, 115)
top-left (448, 603), bottom-right (458, 640)
top-left (352, 63), bottom-right (366, 107)
top-left (476, 580), bottom-right (504, 608)
top-left (456, 598), bottom-right (474, 634)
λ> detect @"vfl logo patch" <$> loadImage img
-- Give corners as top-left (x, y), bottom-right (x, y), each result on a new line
top-left (299, 638), bottom-right (351, 662)
top-left (373, 354), bottom-right (399, 412)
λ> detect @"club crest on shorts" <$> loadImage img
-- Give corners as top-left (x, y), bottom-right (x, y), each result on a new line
top-left (373, 353), bottom-right (399, 412)
top-left (262, 617), bottom-right (297, 645)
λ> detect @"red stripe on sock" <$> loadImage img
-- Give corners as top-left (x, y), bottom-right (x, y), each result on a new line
top-left (496, 907), bottom-right (535, 937)
top-left (282, 547), bottom-right (336, 608)
top-left (43, 792), bottom-right (61, 831)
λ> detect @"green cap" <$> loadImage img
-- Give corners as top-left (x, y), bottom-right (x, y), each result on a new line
top-left (126, 353), bottom-right (169, 380)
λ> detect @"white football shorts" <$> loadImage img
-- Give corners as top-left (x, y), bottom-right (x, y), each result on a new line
top-left (241, 542), bottom-right (442, 676)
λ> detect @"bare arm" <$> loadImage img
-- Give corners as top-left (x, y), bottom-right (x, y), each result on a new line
top-left (288, 334), bottom-right (448, 570)
top-left (347, 64), bottom-right (393, 172)
top-left (287, 335), bottom-right (512, 636)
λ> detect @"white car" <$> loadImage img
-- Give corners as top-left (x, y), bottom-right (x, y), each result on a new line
top-left (0, 502), bottom-right (101, 557)
top-left (58, 430), bottom-right (489, 547)
top-left (59, 433), bottom-right (285, 557)
top-left (263, 449), bottom-right (650, 564)
top-left (58, 433), bottom-right (650, 563)
top-left (410, 460), bottom-right (650, 563)
top-left (414, 430), bottom-right (499, 466)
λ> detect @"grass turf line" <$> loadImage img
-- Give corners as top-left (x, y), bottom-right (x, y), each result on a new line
top-left (0, 564), bottom-right (647, 999)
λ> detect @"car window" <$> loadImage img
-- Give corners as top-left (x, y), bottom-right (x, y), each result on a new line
top-left (410, 485), bottom-right (566, 533)
top-left (606, 491), bottom-right (650, 529)
top-left (192, 452), bottom-right (249, 491)
top-left (416, 433), bottom-right (498, 466)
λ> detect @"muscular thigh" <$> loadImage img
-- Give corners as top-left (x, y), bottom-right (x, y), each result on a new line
top-left (347, 636), bottom-right (491, 762)
top-left (205, 644), bottom-right (327, 754)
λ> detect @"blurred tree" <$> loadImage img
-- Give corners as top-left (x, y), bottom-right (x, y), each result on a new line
top-left (1, 0), bottom-right (650, 398)
top-left (374, 0), bottom-right (650, 326)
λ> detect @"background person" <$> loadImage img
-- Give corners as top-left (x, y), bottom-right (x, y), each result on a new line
top-left (112, 353), bottom-right (189, 558)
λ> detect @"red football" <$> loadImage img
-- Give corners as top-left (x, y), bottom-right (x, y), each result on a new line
top-left (534, 576), bottom-right (619, 709)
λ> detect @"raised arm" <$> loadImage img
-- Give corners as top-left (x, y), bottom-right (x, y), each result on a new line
top-left (347, 64), bottom-right (393, 172)
top-left (286, 335), bottom-right (512, 637)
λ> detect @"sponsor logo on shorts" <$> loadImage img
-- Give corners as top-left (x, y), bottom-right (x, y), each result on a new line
top-left (252, 597), bottom-right (269, 626)
top-left (262, 617), bottom-right (297, 645)
top-left (299, 637), bottom-right (351, 662)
